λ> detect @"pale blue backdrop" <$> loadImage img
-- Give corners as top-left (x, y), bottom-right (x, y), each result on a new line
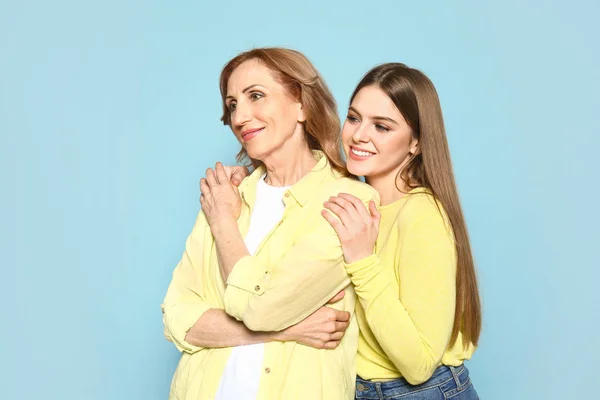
top-left (2, 1), bottom-right (598, 399)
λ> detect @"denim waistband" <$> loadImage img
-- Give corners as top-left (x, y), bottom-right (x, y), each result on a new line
top-left (356, 364), bottom-right (471, 399)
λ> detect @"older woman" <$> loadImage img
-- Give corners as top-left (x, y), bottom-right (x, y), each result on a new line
top-left (161, 48), bottom-right (377, 400)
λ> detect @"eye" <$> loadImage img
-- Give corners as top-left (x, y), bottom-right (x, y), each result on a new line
top-left (228, 102), bottom-right (237, 112)
top-left (249, 91), bottom-right (264, 101)
top-left (346, 115), bottom-right (360, 124)
top-left (375, 124), bottom-right (390, 132)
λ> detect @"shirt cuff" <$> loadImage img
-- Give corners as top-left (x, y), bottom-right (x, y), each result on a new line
top-left (224, 256), bottom-right (267, 320)
top-left (344, 254), bottom-right (385, 288)
top-left (161, 302), bottom-right (210, 353)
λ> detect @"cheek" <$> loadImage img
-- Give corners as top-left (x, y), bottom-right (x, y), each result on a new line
top-left (251, 105), bottom-right (266, 122)
top-left (380, 136), bottom-right (411, 160)
top-left (340, 123), bottom-right (353, 144)
top-left (263, 103), bottom-right (287, 126)
top-left (277, 104), bottom-right (303, 132)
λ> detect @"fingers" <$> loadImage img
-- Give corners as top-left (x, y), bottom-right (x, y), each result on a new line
top-left (206, 168), bottom-right (218, 186)
top-left (317, 317), bottom-right (349, 349)
top-left (329, 331), bottom-right (345, 341)
top-left (321, 209), bottom-right (348, 239)
top-left (322, 329), bottom-right (346, 349)
top-left (296, 306), bottom-right (351, 350)
top-left (333, 309), bottom-right (351, 322)
top-left (200, 178), bottom-right (212, 210)
top-left (338, 193), bottom-right (371, 220)
top-left (369, 200), bottom-right (381, 229)
top-left (327, 290), bottom-right (345, 304)
top-left (211, 162), bottom-right (249, 187)
top-left (334, 319), bottom-right (349, 331)
top-left (231, 166), bottom-right (250, 186)
top-left (322, 340), bottom-right (341, 350)
top-left (200, 178), bottom-right (211, 197)
top-left (323, 201), bottom-right (354, 229)
top-left (215, 162), bottom-right (229, 185)
top-left (324, 196), bottom-right (359, 224)
top-left (206, 162), bottom-right (251, 189)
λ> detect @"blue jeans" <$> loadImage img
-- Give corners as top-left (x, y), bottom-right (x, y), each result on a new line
top-left (355, 365), bottom-right (478, 399)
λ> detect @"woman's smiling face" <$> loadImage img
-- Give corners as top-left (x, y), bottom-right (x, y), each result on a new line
top-left (225, 59), bottom-right (305, 162)
top-left (342, 85), bottom-right (418, 180)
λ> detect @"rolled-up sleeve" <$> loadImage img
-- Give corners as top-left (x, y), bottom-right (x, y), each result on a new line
top-left (162, 212), bottom-right (213, 353)
top-left (224, 185), bottom-right (377, 332)
top-left (224, 224), bottom-right (350, 332)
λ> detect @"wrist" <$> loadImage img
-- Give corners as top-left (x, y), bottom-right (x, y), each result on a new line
top-left (273, 327), bottom-right (293, 342)
top-left (344, 250), bottom-right (374, 264)
top-left (211, 217), bottom-right (238, 237)
top-left (258, 331), bottom-right (281, 343)
top-left (344, 253), bottom-right (381, 278)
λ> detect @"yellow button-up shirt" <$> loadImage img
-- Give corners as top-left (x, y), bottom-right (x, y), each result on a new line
top-left (162, 152), bottom-right (378, 400)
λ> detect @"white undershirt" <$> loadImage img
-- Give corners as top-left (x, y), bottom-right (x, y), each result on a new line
top-left (214, 175), bottom-right (290, 400)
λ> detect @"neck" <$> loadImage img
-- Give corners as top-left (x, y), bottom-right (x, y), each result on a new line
top-left (366, 167), bottom-right (411, 206)
top-left (262, 134), bottom-right (317, 187)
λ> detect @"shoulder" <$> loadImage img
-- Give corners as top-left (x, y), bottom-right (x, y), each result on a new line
top-left (402, 190), bottom-right (443, 217)
top-left (237, 166), bottom-right (265, 194)
top-left (323, 175), bottom-right (380, 204)
top-left (396, 189), bottom-right (451, 233)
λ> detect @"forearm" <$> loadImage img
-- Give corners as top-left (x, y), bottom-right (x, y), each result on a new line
top-left (346, 255), bottom-right (454, 384)
top-left (184, 308), bottom-right (283, 348)
top-left (220, 210), bottom-right (359, 331)
top-left (224, 242), bottom-right (350, 331)
top-left (211, 219), bottom-right (250, 281)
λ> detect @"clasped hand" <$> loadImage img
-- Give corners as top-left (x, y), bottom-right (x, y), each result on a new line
top-left (200, 163), bottom-right (243, 231)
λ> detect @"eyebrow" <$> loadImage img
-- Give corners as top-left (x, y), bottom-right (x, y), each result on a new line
top-left (348, 106), bottom-right (399, 125)
top-left (226, 84), bottom-right (264, 101)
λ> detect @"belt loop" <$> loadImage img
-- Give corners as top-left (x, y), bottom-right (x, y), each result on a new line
top-left (375, 382), bottom-right (384, 400)
top-left (449, 365), bottom-right (461, 388)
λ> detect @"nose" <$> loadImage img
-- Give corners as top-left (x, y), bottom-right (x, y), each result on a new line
top-left (231, 102), bottom-right (251, 129)
top-left (351, 123), bottom-right (369, 143)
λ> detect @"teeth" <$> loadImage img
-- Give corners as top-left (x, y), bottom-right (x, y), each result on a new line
top-left (351, 148), bottom-right (374, 157)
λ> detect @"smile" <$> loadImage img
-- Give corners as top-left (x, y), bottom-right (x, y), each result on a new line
top-left (241, 128), bottom-right (264, 141)
top-left (350, 147), bottom-right (376, 158)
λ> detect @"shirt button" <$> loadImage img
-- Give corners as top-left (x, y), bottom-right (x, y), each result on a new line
top-left (254, 285), bottom-right (261, 291)
top-left (284, 192), bottom-right (290, 198)
top-left (265, 367), bottom-right (271, 374)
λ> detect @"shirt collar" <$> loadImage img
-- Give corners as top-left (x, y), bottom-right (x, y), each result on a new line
top-left (239, 151), bottom-right (339, 208)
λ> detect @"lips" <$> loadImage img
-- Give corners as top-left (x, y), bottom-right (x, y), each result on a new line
top-left (348, 146), bottom-right (376, 161)
top-left (241, 128), bottom-right (264, 141)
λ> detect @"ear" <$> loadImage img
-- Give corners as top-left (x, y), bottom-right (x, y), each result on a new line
top-left (297, 103), bottom-right (306, 123)
top-left (409, 138), bottom-right (419, 155)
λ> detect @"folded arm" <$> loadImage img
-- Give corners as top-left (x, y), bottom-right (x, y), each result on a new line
top-left (162, 212), bottom-right (350, 351)
top-left (346, 215), bottom-right (457, 384)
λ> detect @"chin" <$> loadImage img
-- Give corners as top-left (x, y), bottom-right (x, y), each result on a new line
top-left (245, 145), bottom-right (272, 162)
top-left (243, 142), bottom-right (263, 157)
top-left (346, 162), bottom-right (371, 177)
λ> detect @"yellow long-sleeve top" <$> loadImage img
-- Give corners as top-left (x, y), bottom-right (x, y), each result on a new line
top-left (161, 151), bottom-right (378, 400)
top-left (344, 188), bottom-right (476, 385)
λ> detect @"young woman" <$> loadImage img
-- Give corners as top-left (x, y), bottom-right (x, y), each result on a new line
top-left (321, 63), bottom-right (481, 399)
top-left (161, 48), bottom-right (377, 400)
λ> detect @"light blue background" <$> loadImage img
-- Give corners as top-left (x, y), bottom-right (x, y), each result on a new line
top-left (2, 1), bottom-right (598, 399)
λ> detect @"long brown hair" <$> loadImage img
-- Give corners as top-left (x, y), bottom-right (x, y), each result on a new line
top-left (219, 47), bottom-right (348, 175)
top-left (351, 63), bottom-right (481, 347)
